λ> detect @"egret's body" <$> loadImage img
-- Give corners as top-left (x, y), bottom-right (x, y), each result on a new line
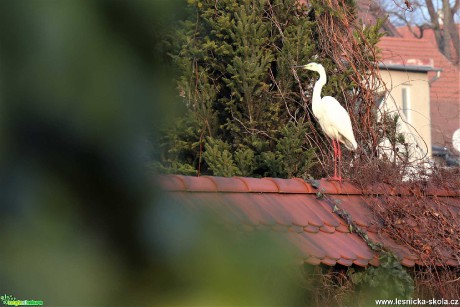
top-left (299, 62), bottom-right (357, 180)
top-left (312, 97), bottom-right (357, 151)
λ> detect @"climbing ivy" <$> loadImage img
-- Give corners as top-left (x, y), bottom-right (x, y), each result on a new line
top-left (307, 179), bottom-right (415, 302)
top-left (348, 252), bottom-right (414, 300)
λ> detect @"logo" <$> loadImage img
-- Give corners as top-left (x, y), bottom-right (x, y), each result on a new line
top-left (1, 294), bottom-right (43, 306)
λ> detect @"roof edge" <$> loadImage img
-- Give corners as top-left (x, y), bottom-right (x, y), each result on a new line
top-left (156, 175), bottom-right (460, 197)
top-left (379, 63), bottom-right (442, 72)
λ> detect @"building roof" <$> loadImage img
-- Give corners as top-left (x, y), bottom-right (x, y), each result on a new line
top-left (378, 63), bottom-right (439, 73)
top-left (396, 24), bottom-right (460, 47)
top-left (377, 36), bottom-right (460, 146)
top-left (356, 0), bottom-right (400, 36)
top-left (158, 175), bottom-right (460, 268)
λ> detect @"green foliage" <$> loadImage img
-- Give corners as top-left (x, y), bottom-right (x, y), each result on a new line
top-left (362, 17), bottom-right (387, 46)
top-left (203, 137), bottom-right (241, 177)
top-left (234, 147), bottom-right (256, 177)
top-left (348, 252), bottom-right (414, 300)
top-left (260, 122), bottom-right (316, 178)
top-left (202, 123), bottom-right (315, 178)
top-left (153, 110), bottom-right (203, 175)
top-left (156, 0), bottom-right (322, 178)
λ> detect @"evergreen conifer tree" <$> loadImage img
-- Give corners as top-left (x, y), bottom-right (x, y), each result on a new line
top-left (155, 0), bottom-right (382, 179)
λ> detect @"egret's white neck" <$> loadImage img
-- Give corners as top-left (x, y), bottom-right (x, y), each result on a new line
top-left (312, 68), bottom-right (327, 104)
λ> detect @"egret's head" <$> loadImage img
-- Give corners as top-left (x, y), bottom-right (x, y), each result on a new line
top-left (292, 62), bottom-right (325, 73)
top-left (292, 62), bottom-right (326, 80)
top-left (301, 62), bottom-right (323, 72)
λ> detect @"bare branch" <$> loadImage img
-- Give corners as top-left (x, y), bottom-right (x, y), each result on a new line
top-left (452, 0), bottom-right (460, 13)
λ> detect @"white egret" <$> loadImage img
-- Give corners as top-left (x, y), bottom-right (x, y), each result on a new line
top-left (295, 62), bottom-right (357, 181)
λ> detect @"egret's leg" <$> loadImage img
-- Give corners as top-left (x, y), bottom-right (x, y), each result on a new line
top-left (337, 141), bottom-right (342, 180)
top-left (332, 139), bottom-right (338, 179)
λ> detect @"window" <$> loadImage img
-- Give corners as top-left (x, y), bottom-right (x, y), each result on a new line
top-left (402, 87), bottom-right (410, 122)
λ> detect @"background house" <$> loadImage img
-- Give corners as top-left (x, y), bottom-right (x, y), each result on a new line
top-left (396, 25), bottom-right (460, 150)
top-left (377, 37), bottom-right (438, 160)
top-left (358, 0), bottom-right (459, 165)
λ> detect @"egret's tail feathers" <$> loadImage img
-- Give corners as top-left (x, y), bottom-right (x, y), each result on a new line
top-left (343, 138), bottom-right (358, 151)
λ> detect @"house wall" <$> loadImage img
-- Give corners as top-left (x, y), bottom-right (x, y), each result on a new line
top-left (379, 69), bottom-right (432, 159)
top-left (378, 36), bottom-right (460, 148)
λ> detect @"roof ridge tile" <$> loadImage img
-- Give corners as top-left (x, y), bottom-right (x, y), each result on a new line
top-left (156, 175), bottom-right (186, 191)
top-left (203, 175), bottom-right (248, 192)
top-left (266, 177), bottom-right (311, 193)
top-left (182, 175), bottom-right (217, 192)
top-left (158, 175), bottom-right (460, 197)
top-left (235, 177), bottom-right (279, 193)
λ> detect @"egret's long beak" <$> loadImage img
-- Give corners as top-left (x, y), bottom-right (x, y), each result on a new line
top-left (292, 65), bottom-right (305, 68)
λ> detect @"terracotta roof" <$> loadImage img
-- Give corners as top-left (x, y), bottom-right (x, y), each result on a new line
top-left (396, 25), bottom-right (460, 47)
top-left (377, 35), bottom-right (460, 147)
top-left (157, 175), bottom-right (460, 268)
top-left (356, 0), bottom-right (400, 36)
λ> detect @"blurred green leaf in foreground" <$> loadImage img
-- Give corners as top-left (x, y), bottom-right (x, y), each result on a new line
top-left (0, 1), bottom-right (304, 305)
